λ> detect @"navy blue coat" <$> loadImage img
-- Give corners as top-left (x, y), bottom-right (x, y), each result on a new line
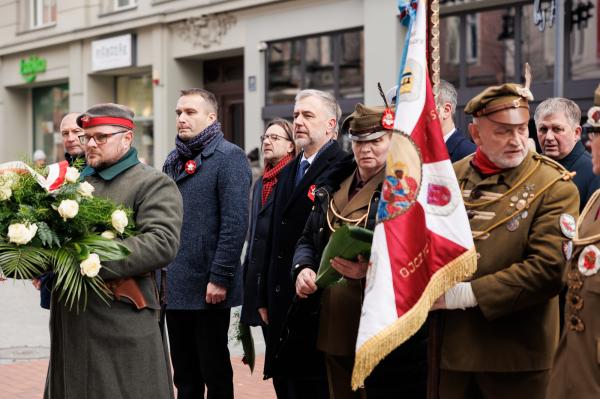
top-left (259, 141), bottom-right (348, 378)
top-left (559, 141), bottom-right (600, 210)
top-left (241, 179), bottom-right (274, 326)
top-left (446, 128), bottom-right (476, 163)
top-left (166, 133), bottom-right (252, 309)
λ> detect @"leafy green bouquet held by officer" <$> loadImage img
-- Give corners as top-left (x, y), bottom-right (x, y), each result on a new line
top-left (0, 159), bottom-right (135, 310)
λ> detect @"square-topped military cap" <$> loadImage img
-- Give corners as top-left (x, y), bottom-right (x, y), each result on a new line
top-left (342, 103), bottom-right (393, 141)
top-left (465, 83), bottom-right (534, 125)
top-left (76, 103), bottom-right (136, 130)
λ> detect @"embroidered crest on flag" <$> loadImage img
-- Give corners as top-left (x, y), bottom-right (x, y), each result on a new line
top-left (379, 134), bottom-right (421, 219)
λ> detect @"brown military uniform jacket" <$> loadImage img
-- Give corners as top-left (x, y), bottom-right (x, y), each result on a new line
top-left (548, 189), bottom-right (600, 399)
top-left (442, 151), bottom-right (579, 372)
top-left (318, 168), bottom-right (384, 355)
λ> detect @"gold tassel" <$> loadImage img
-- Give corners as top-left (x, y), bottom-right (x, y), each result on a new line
top-left (351, 248), bottom-right (477, 390)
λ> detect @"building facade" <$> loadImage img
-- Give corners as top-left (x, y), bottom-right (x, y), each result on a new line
top-left (1, 0), bottom-right (598, 166)
top-left (0, 0), bottom-right (403, 166)
top-left (439, 0), bottom-right (600, 130)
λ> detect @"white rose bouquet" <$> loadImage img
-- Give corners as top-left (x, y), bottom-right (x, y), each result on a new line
top-left (0, 160), bottom-right (136, 310)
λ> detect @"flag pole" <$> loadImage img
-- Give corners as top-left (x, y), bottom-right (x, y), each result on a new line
top-left (429, 0), bottom-right (441, 102)
top-left (427, 2), bottom-right (442, 399)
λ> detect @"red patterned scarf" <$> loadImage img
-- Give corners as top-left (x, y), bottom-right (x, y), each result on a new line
top-left (261, 154), bottom-right (293, 206)
top-left (471, 147), bottom-right (503, 176)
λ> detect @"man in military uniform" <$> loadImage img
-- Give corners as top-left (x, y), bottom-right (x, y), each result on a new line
top-left (547, 84), bottom-right (600, 399)
top-left (45, 104), bottom-right (183, 399)
top-left (432, 83), bottom-right (579, 399)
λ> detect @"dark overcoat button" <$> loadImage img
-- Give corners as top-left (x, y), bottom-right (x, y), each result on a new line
top-left (470, 189), bottom-right (482, 199)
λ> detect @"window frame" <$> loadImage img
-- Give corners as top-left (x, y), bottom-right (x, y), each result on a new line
top-left (30, 0), bottom-right (56, 29)
top-left (262, 27), bottom-right (364, 121)
top-left (113, 0), bottom-right (137, 11)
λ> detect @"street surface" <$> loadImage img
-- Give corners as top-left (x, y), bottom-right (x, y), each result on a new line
top-left (0, 279), bottom-right (274, 398)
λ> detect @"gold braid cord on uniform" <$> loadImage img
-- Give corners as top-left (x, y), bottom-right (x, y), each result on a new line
top-left (326, 197), bottom-right (370, 232)
top-left (465, 155), bottom-right (574, 240)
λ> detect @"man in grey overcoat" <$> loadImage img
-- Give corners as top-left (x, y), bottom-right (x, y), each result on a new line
top-left (44, 103), bottom-right (183, 399)
top-left (163, 88), bottom-right (251, 399)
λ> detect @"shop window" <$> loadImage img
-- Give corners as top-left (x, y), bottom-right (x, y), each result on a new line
top-left (116, 74), bottom-right (154, 166)
top-left (466, 8), bottom-right (515, 86)
top-left (32, 84), bottom-right (69, 163)
top-left (466, 14), bottom-right (479, 64)
top-left (521, 4), bottom-right (555, 83)
top-left (266, 39), bottom-right (303, 105)
top-left (570, 0), bottom-right (600, 80)
top-left (30, 0), bottom-right (56, 28)
top-left (440, 16), bottom-right (460, 86)
top-left (266, 29), bottom-right (364, 105)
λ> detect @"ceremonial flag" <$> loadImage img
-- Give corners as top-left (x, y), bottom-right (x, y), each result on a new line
top-left (351, 0), bottom-right (477, 389)
top-left (0, 160), bottom-right (69, 192)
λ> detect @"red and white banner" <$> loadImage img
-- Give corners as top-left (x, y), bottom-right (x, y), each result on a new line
top-left (351, 0), bottom-right (476, 389)
top-left (0, 160), bottom-right (69, 193)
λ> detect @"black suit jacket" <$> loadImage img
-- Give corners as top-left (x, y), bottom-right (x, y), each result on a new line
top-left (446, 128), bottom-right (476, 163)
top-left (260, 140), bottom-right (347, 378)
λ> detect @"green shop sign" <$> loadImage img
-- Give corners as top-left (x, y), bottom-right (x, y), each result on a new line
top-left (20, 55), bottom-right (47, 83)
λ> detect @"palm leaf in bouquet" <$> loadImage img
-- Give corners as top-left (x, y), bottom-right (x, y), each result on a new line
top-left (0, 243), bottom-right (50, 279)
top-left (316, 224), bottom-right (373, 289)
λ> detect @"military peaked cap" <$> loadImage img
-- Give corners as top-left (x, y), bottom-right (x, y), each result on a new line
top-left (77, 103), bottom-right (135, 130)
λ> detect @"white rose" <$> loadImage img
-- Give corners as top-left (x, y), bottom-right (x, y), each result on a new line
top-left (64, 167), bottom-right (80, 184)
top-left (79, 253), bottom-right (102, 278)
top-left (77, 181), bottom-right (95, 198)
top-left (57, 199), bottom-right (79, 221)
top-left (111, 210), bottom-right (128, 234)
top-left (0, 186), bottom-right (11, 201)
top-left (100, 230), bottom-right (116, 240)
top-left (0, 172), bottom-right (18, 188)
top-left (7, 223), bottom-right (38, 245)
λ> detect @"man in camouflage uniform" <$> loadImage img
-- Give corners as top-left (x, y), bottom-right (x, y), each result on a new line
top-left (433, 82), bottom-right (579, 399)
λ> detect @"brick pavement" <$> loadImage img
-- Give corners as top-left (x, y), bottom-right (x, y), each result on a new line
top-left (0, 355), bottom-right (275, 399)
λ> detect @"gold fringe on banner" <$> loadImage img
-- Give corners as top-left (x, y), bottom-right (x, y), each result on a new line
top-left (351, 247), bottom-right (477, 390)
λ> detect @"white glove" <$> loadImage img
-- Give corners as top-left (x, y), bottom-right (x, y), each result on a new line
top-left (444, 282), bottom-right (477, 310)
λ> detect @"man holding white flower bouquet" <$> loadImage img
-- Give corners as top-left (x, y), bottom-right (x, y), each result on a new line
top-left (44, 103), bottom-right (184, 399)
top-left (34, 112), bottom-right (87, 308)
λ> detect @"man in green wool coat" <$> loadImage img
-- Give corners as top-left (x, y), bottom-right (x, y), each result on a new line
top-left (44, 103), bottom-right (183, 399)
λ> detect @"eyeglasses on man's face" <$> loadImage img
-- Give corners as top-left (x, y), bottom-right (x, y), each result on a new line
top-left (260, 133), bottom-right (291, 143)
top-left (79, 130), bottom-right (128, 145)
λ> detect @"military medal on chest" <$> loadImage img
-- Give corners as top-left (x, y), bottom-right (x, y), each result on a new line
top-left (505, 184), bottom-right (536, 232)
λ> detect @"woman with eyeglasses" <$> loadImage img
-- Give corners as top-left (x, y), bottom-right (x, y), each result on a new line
top-left (240, 118), bottom-right (296, 333)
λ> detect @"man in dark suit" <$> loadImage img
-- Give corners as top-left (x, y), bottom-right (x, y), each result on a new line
top-left (436, 80), bottom-right (476, 163)
top-left (259, 89), bottom-right (348, 399)
top-left (535, 97), bottom-right (600, 210)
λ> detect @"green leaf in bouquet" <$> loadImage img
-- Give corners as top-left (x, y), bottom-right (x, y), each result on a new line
top-left (315, 225), bottom-right (373, 289)
top-left (238, 322), bottom-right (256, 373)
top-left (51, 247), bottom-right (111, 312)
top-left (0, 243), bottom-right (50, 279)
top-left (36, 222), bottom-right (60, 248)
top-left (75, 235), bottom-right (131, 261)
